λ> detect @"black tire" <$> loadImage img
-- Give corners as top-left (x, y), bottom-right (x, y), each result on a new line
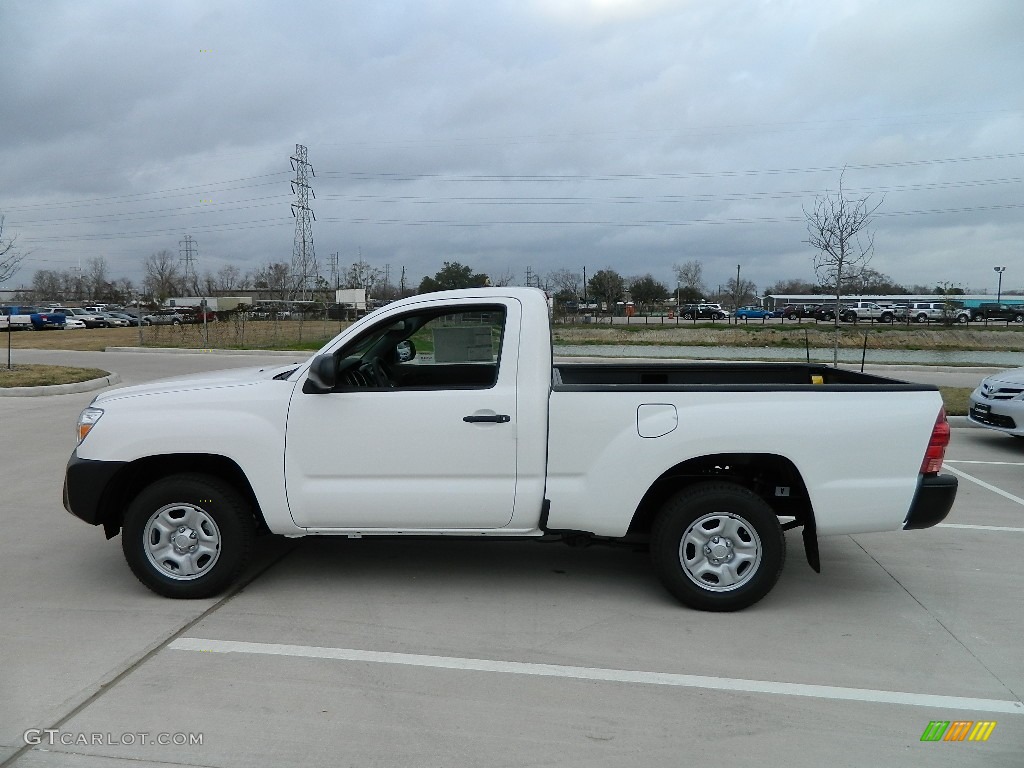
top-left (650, 482), bottom-right (785, 611)
top-left (956, 314), bottom-right (968, 324)
top-left (683, 312), bottom-right (694, 320)
top-left (880, 312), bottom-right (893, 323)
top-left (1014, 315), bottom-right (1024, 323)
top-left (121, 473), bottom-right (255, 598)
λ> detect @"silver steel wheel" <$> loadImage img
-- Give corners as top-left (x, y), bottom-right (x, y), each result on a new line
top-left (143, 503), bottom-right (222, 581)
top-left (678, 512), bottom-right (762, 592)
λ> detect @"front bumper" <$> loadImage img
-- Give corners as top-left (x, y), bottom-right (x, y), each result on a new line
top-left (903, 474), bottom-right (958, 530)
top-left (63, 451), bottom-right (126, 526)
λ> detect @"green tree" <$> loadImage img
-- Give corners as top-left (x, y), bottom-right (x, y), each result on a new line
top-left (627, 274), bottom-right (669, 313)
top-left (418, 261), bottom-right (489, 293)
top-left (587, 269), bottom-right (625, 313)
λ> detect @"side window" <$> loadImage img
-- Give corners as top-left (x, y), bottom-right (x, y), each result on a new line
top-left (336, 305), bottom-right (507, 390)
top-left (397, 307), bottom-right (506, 389)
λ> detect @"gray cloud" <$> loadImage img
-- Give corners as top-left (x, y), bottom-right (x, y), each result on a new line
top-left (2, 0), bottom-right (1022, 295)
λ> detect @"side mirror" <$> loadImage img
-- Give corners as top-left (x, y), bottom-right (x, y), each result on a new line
top-left (304, 353), bottom-right (337, 394)
top-left (395, 340), bottom-right (416, 363)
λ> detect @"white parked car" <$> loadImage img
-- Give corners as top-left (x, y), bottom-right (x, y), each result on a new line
top-left (968, 368), bottom-right (1024, 437)
top-left (62, 316), bottom-right (87, 330)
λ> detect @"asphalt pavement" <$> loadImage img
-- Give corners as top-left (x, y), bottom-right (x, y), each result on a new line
top-left (1, 348), bottom-right (1020, 767)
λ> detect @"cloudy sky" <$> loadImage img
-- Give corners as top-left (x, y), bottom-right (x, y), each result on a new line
top-left (2, 0), bottom-right (1022, 296)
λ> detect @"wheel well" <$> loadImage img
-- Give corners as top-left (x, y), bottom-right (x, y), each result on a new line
top-left (97, 454), bottom-right (268, 538)
top-left (627, 453), bottom-right (814, 536)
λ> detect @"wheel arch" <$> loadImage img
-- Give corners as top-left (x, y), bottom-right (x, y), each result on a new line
top-left (96, 453), bottom-right (268, 539)
top-left (627, 452), bottom-right (817, 567)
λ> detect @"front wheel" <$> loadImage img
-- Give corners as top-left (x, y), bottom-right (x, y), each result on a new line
top-left (650, 482), bottom-right (785, 611)
top-left (122, 474), bottom-right (255, 598)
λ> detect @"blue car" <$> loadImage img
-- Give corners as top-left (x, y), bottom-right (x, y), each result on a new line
top-left (734, 306), bottom-right (773, 319)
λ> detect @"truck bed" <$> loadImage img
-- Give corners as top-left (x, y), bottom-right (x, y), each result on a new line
top-left (552, 361), bottom-right (934, 391)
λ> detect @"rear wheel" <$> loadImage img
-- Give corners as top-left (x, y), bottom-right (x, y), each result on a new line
top-left (122, 474), bottom-right (255, 598)
top-left (916, 313), bottom-right (928, 323)
top-left (651, 482), bottom-right (785, 611)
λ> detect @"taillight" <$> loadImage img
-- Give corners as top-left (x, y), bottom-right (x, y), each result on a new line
top-left (920, 408), bottom-right (950, 474)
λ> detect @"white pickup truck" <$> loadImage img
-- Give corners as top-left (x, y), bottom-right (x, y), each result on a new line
top-left (64, 288), bottom-right (957, 611)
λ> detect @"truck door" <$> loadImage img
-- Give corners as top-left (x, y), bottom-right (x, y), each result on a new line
top-left (285, 299), bottom-right (521, 530)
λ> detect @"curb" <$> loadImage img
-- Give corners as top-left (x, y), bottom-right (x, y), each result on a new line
top-left (0, 372), bottom-right (122, 398)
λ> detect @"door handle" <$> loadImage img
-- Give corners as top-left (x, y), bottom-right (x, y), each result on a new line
top-left (463, 414), bottom-right (511, 423)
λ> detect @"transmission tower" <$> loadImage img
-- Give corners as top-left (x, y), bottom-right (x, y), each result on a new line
top-left (329, 252), bottom-right (340, 291)
top-left (180, 235), bottom-right (198, 295)
top-left (290, 145), bottom-right (317, 300)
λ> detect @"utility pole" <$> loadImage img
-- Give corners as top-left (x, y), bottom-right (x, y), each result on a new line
top-left (290, 144), bottom-right (317, 301)
top-left (399, 266), bottom-right (407, 297)
top-left (734, 264), bottom-right (741, 324)
top-left (179, 235), bottom-right (198, 296)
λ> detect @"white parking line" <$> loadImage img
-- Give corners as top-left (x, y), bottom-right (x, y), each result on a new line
top-left (945, 460), bottom-right (1024, 466)
top-left (169, 637), bottom-right (1024, 715)
top-left (942, 464), bottom-right (1024, 506)
top-left (937, 523), bottom-right (1024, 533)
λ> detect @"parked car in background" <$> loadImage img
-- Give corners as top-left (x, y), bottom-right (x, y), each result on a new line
top-left (97, 312), bottom-right (130, 327)
top-left (780, 304), bottom-right (819, 319)
top-left (898, 302), bottom-right (970, 324)
top-left (734, 306), bottom-right (773, 319)
top-left (141, 309), bottom-right (186, 326)
top-left (62, 316), bottom-right (87, 330)
top-left (1, 306), bottom-right (35, 331)
top-left (3, 306), bottom-right (67, 330)
top-left (680, 303), bottom-right (727, 320)
top-left (840, 301), bottom-right (895, 323)
top-left (813, 303), bottom-right (846, 321)
top-left (969, 368), bottom-right (1024, 437)
top-left (969, 303), bottom-right (1024, 323)
top-left (50, 307), bottom-right (109, 328)
top-left (105, 312), bottom-right (141, 326)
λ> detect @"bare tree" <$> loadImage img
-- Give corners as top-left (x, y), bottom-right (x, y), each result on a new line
top-left (547, 269), bottom-right (582, 300)
top-left (673, 260), bottom-right (705, 296)
top-left (216, 265), bottom-right (242, 292)
top-left (491, 268), bottom-right (516, 287)
top-left (725, 275), bottom-right (757, 308)
top-left (85, 256), bottom-right (109, 300)
top-left (343, 259), bottom-right (384, 298)
top-left (253, 262), bottom-right (293, 301)
top-left (143, 250), bottom-right (183, 303)
top-left (804, 175), bottom-right (883, 365)
top-left (0, 216), bottom-right (28, 285)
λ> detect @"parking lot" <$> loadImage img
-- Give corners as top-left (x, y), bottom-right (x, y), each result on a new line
top-left (1, 349), bottom-right (1022, 767)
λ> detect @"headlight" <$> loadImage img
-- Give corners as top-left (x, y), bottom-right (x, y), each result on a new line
top-left (77, 407), bottom-right (104, 444)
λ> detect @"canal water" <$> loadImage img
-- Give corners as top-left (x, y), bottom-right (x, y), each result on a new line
top-left (554, 344), bottom-right (1024, 367)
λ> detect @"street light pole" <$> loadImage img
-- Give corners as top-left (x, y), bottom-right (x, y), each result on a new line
top-left (994, 266), bottom-right (1006, 304)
